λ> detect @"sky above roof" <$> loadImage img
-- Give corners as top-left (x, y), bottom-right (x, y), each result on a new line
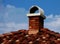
top-left (0, 0), bottom-right (60, 34)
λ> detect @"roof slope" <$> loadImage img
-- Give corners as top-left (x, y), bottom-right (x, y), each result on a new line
top-left (0, 28), bottom-right (60, 44)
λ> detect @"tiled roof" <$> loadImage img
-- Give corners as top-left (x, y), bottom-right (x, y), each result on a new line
top-left (0, 28), bottom-right (60, 44)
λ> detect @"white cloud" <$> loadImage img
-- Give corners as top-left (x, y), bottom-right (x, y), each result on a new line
top-left (6, 4), bottom-right (15, 8)
top-left (47, 14), bottom-right (53, 19)
top-left (44, 14), bottom-right (60, 33)
top-left (0, 4), bottom-right (28, 23)
top-left (0, 4), bottom-right (28, 34)
top-left (0, 22), bottom-right (28, 34)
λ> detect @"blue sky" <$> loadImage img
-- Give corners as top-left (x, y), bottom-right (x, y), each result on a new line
top-left (0, 0), bottom-right (60, 34)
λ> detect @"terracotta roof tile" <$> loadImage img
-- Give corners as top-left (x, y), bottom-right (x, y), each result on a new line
top-left (0, 28), bottom-right (60, 44)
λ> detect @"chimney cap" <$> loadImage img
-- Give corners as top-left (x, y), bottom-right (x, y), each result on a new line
top-left (27, 5), bottom-right (46, 19)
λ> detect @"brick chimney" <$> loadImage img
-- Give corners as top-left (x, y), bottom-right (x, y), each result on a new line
top-left (27, 6), bottom-right (46, 34)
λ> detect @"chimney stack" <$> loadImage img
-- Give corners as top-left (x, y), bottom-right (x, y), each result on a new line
top-left (27, 6), bottom-right (46, 34)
